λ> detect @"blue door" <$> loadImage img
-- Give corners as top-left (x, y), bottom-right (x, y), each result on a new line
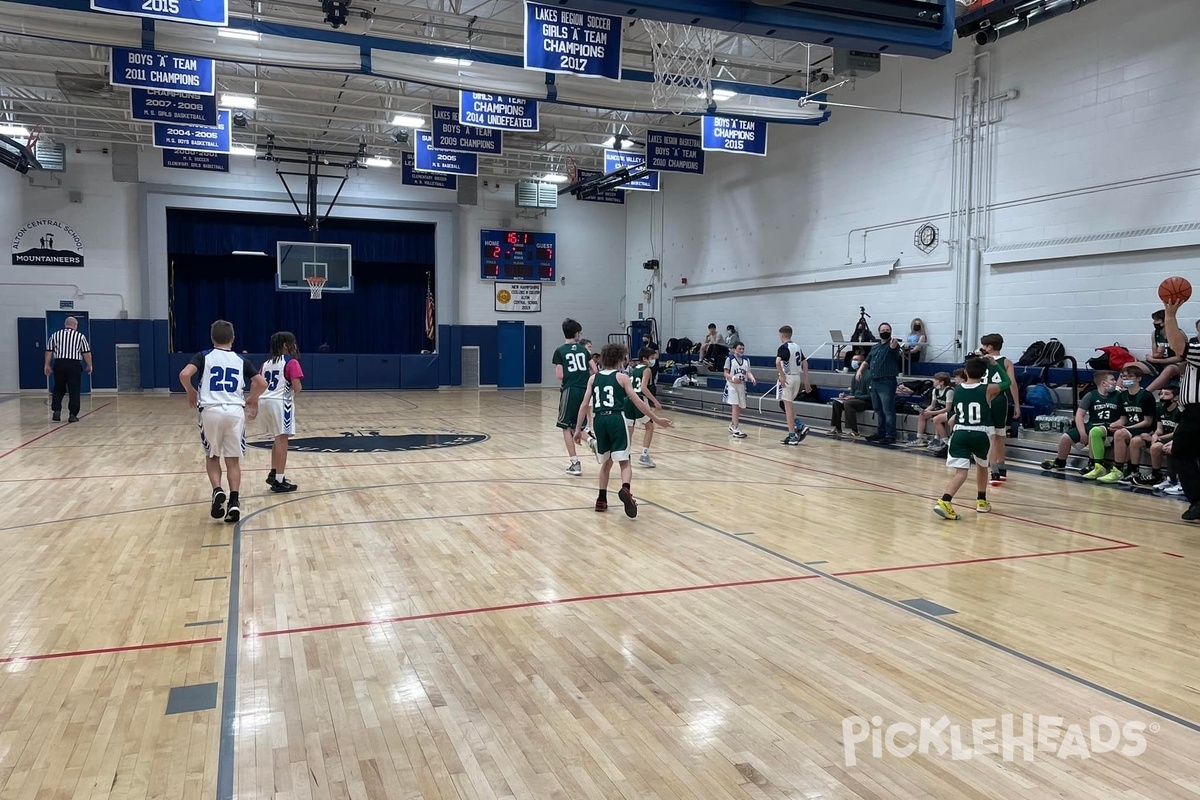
top-left (17, 317), bottom-right (47, 390)
top-left (524, 325), bottom-right (542, 385)
top-left (497, 321), bottom-right (525, 389)
top-left (44, 310), bottom-right (91, 394)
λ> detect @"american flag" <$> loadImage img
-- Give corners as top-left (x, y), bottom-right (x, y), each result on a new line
top-left (424, 281), bottom-right (435, 342)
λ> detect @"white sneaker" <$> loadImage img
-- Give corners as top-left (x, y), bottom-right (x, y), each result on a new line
top-left (586, 436), bottom-right (597, 453)
top-left (566, 461), bottom-right (582, 476)
top-left (639, 453), bottom-right (656, 468)
top-left (1164, 484), bottom-right (1185, 496)
top-left (731, 428), bottom-right (747, 438)
top-left (1154, 478), bottom-right (1175, 492)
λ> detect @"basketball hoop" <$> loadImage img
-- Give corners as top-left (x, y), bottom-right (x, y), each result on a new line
top-left (641, 20), bottom-right (719, 114)
top-left (306, 276), bottom-right (327, 300)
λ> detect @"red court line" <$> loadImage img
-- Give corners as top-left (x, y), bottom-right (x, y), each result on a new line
top-left (246, 574), bottom-right (821, 638)
top-left (1164, 552), bottom-right (1185, 559)
top-left (0, 635), bottom-right (221, 664)
top-left (246, 543), bottom-right (1134, 640)
top-left (657, 431), bottom-right (1139, 548)
top-left (0, 401), bottom-right (114, 460)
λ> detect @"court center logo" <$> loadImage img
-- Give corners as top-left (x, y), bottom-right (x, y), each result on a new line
top-left (249, 428), bottom-right (488, 454)
top-left (12, 219), bottom-right (85, 266)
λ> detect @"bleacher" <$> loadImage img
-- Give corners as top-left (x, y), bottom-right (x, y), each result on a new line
top-left (654, 350), bottom-right (1112, 474)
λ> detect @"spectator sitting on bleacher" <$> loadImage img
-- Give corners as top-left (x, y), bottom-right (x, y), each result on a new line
top-left (1099, 365), bottom-right (1159, 484)
top-left (699, 324), bottom-right (723, 363)
top-left (830, 357), bottom-right (872, 438)
top-left (902, 318), bottom-right (928, 364)
top-left (839, 319), bottom-right (876, 372)
top-left (927, 368), bottom-right (968, 456)
top-left (724, 325), bottom-right (741, 348)
top-left (909, 372), bottom-right (952, 448)
top-left (1133, 381), bottom-right (1179, 488)
top-left (1130, 310), bottom-right (1183, 393)
top-left (1040, 370), bottom-right (1121, 477)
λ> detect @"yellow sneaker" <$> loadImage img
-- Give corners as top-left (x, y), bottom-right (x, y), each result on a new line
top-left (934, 499), bottom-right (960, 520)
top-left (977, 500), bottom-right (992, 514)
top-left (1097, 467), bottom-right (1125, 484)
top-left (1082, 463), bottom-right (1108, 480)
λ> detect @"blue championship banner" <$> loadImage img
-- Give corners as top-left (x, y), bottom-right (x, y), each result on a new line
top-left (646, 129), bottom-right (704, 174)
top-left (153, 110), bottom-right (230, 153)
top-left (402, 152), bottom-right (457, 190)
top-left (524, 0), bottom-right (622, 81)
top-left (131, 89), bottom-right (218, 125)
top-left (574, 169), bottom-right (624, 204)
top-left (431, 105), bottom-right (503, 155)
top-left (459, 91), bottom-right (539, 133)
top-left (701, 116), bottom-right (768, 156)
top-left (111, 47), bottom-right (215, 95)
top-left (415, 130), bottom-right (479, 176)
top-left (91, 0), bottom-right (228, 26)
top-left (162, 149), bottom-right (229, 172)
top-left (604, 149), bottom-right (659, 191)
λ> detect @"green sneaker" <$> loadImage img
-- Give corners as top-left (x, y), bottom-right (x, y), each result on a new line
top-left (1082, 464), bottom-right (1108, 480)
top-left (1097, 467), bottom-right (1125, 484)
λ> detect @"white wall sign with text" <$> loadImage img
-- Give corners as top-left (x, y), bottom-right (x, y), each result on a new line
top-left (495, 282), bottom-right (542, 312)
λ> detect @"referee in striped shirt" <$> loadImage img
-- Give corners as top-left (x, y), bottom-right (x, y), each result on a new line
top-left (1163, 300), bottom-right (1200, 521)
top-left (43, 317), bottom-right (93, 423)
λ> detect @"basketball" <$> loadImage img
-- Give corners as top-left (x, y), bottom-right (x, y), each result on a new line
top-left (1158, 276), bottom-right (1192, 305)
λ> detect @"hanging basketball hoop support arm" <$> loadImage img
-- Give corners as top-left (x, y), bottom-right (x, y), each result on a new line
top-left (261, 140), bottom-right (363, 239)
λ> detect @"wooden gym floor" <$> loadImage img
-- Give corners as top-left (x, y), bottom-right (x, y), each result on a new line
top-left (0, 390), bottom-right (1197, 800)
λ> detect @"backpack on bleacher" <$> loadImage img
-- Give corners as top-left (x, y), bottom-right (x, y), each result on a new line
top-left (1025, 383), bottom-right (1055, 416)
top-left (1016, 341), bottom-right (1046, 366)
top-left (1033, 338), bottom-right (1066, 367)
top-left (1089, 343), bottom-right (1134, 371)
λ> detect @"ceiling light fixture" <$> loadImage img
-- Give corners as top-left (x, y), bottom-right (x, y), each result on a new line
top-left (702, 88), bottom-right (738, 101)
top-left (0, 124), bottom-right (30, 138)
top-left (230, 143), bottom-right (257, 156)
top-left (541, 172), bottom-right (569, 183)
top-left (365, 156), bottom-right (392, 168)
top-left (218, 28), bottom-right (261, 41)
top-left (433, 57), bottom-right (474, 67)
top-left (390, 114), bottom-right (425, 127)
top-left (221, 93), bottom-right (257, 109)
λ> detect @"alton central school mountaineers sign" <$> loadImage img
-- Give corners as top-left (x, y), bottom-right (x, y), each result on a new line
top-left (11, 219), bottom-right (85, 267)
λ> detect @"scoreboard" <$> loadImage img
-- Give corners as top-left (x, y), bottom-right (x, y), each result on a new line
top-left (480, 229), bottom-right (556, 282)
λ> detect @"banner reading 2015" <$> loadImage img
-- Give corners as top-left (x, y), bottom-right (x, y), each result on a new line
top-left (701, 116), bottom-right (768, 156)
top-left (524, 1), bottom-right (622, 81)
top-left (91, 0), bottom-right (228, 27)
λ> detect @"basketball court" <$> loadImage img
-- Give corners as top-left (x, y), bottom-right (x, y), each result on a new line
top-left (1, 389), bottom-right (1197, 799)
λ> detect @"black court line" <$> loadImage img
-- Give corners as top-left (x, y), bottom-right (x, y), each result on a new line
top-left (643, 499), bottom-right (1200, 736)
top-left (242, 505), bottom-right (594, 533)
top-left (185, 619), bottom-right (224, 628)
top-left (202, 543), bottom-right (230, 548)
top-left (195, 576), bottom-right (227, 582)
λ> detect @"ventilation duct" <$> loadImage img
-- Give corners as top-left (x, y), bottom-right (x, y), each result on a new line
top-left (976, 0), bottom-right (1099, 45)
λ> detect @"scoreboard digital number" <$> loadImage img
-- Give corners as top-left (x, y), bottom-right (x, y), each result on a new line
top-left (480, 229), bottom-right (556, 282)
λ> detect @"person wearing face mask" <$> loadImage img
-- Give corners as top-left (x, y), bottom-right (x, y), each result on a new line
top-left (1132, 382), bottom-right (1180, 488)
top-left (830, 356), bottom-right (872, 438)
top-left (903, 318), bottom-right (928, 364)
top-left (865, 322), bottom-right (902, 443)
top-left (644, 344), bottom-right (661, 404)
top-left (724, 325), bottom-right (741, 348)
top-left (1040, 370), bottom-right (1122, 476)
top-left (1131, 309), bottom-right (1184, 393)
top-left (1099, 366), bottom-right (1159, 484)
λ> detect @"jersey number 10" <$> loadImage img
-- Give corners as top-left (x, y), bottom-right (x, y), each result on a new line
top-left (955, 400), bottom-right (982, 425)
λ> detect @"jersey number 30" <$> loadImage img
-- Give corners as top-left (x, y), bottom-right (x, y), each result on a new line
top-left (566, 352), bottom-right (588, 372)
top-left (209, 366), bottom-right (240, 392)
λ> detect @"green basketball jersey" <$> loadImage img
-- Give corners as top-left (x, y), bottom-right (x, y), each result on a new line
top-left (951, 382), bottom-right (993, 430)
top-left (624, 364), bottom-right (649, 414)
top-left (986, 355), bottom-right (1012, 391)
top-left (1084, 390), bottom-right (1120, 425)
top-left (1159, 402), bottom-right (1181, 435)
top-left (553, 342), bottom-right (591, 389)
top-left (1118, 389), bottom-right (1151, 426)
top-left (590, 370), bottom-right (624, 412)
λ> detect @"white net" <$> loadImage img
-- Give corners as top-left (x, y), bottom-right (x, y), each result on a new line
top-left (306, 276), bottom-right (327, 300)
top-left (641, 20), bottom-right (719, 114)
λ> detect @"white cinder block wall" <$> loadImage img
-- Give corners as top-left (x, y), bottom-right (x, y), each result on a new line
top-left (635, 0), bottom-right (1200, 364)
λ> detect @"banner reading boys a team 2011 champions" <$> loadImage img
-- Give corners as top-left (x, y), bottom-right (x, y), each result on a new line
top-left (92, 0), bottom-right (227, 26)
top-left (524, 1), bottom-right (622, 80)
top-left (459, 92), bottom-right (539, 132)
top-left (110, 47), bottom-right (215, 95)
top-left (701, 116), bottom-right (768, 156)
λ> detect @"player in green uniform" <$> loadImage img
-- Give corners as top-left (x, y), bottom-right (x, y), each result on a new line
top-left (979, 333), bottom-right (1019, 484)
top-left (1132, 382), bottom-right (1180, 487)
top-left (575, 343), bottom-right (672, 517)
top-left (1040, 370), bottom-right (1121, 478)
top-left (1100, 366), bottom-right (1159, 483)
top-left (624, 348), bottom-right (662, 468)
top-left (552, 319), bottom-right (591, 476)
top-left (934, 357), bottom-right (995, 520)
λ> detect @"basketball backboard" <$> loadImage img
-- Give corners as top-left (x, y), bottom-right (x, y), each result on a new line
top-left (276, 242), bottom-right (353, 293)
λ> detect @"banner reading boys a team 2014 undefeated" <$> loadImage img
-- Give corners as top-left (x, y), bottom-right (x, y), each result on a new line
top-left (459, 92), bottom-right (538, 132)
top-left (701, 116), bottom-right (768, 156)
top-left (524, 0), bottom-right (622, 80)
top-left (92, 0), bottom-right (227, 26)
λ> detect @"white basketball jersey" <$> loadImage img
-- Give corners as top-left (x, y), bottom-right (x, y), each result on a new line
top-left (780, 342), bottom-right (805, 375)
top-left (195, 348), bottom-right (254, 407)
top-left (260, 355), bottom-right (296, 401)
top-left (725, 355), bottom-right (752, 381)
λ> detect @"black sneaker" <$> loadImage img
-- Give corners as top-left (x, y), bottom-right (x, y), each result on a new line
top-left (881, 437), bottom-right (896, 445)
top-left (265, 472), bottom-right (278, 488)
top-left (1183, 503), bottom-right (1200, 522)
top-left (210, 489), bottom-right (227, 520)
top-left (618, 487), bottom-right (638, 518)
top-left (270, 479), bottom-right (298, 493)
top-left (51, 413), bottom-right (61, 422)
top-left (1131, 473), bottom-right (1159, 488)
top-left (68, 415), bottom-right (78, 423)
top-left (225, 501), bottom-right (241, 524)
top-left (1041, 459), bottom-right (1065, 471)
top-left (795, 426), bottom-right (810, 442)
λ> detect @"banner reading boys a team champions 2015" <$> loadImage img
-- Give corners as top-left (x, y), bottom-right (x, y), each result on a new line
top-left (524, 1), bottom-right (622, 80)
top-left (701, 116), bottom-right (768, 156)
top-left (604, 149), bottom-right (659, 191)
top-left (459, 92), bottom-right (539, 132)
top-left (110, 47), bottom-right (215, 95)
top-left (91, 0), bottom-right (228, 25)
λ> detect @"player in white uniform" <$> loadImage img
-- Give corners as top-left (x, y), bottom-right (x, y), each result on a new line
top-left (259, 331), bottom-right (305, 493)
top-left (723, 342), bottom-right (757, 438)
top-left (775, 325), bottom-right (812, 446)
top-left (179, 320), bottom-right (267, 523)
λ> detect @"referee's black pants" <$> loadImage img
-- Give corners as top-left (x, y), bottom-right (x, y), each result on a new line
top-left (1172, 405), bottom-right (1200, 505)
top-left (51, 358), bottom-right (83, 417)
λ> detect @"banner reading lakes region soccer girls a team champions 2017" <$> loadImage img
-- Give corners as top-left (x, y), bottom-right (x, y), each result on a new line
top-left (523, 0), bottom-right (622, 80)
